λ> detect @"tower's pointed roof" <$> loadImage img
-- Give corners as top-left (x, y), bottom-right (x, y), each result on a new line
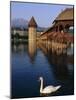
top-left (28, 16), bottom-right (37, 27)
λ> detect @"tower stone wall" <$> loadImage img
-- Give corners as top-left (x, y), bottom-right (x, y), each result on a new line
top-left (28, 16), bottom-right (37, 41)
top-left (28, 17), bottom-right (37, 62)
top-left (28, 27), bottom-right (36, 40)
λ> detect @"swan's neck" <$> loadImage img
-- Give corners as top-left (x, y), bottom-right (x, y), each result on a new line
top-left (40, 78), bottom-right (43, 93)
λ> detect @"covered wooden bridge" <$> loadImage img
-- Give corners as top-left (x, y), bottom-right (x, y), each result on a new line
top-left (39, 8), bottom-right (74, 54)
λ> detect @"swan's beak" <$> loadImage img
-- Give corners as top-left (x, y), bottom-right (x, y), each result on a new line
top-left (55, 85), bottom-right (61, 91)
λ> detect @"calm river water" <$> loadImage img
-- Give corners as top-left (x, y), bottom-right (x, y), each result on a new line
top-left (11, 41), bottom-right (74, 98)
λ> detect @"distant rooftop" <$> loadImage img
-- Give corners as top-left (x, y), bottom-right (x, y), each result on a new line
top-left (28, 16), bottom-right (37, 27)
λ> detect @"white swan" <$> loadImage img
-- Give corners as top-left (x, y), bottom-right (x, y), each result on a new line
top-left (39, 77), bottom-right (61, 95)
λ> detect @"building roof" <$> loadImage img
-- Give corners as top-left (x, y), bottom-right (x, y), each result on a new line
top-left (54, 8), bottom-right (74, 22)
top-left (28, 16), bottom-right (37, 27)
top-left (41, 8), bottom-right (74, 35)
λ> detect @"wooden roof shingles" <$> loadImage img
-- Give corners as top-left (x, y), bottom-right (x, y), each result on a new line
top-left (54, 8), bottom-right (74, 22)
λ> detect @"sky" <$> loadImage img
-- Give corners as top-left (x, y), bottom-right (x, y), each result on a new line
top-left (11, 1), bottom-right (73, 27)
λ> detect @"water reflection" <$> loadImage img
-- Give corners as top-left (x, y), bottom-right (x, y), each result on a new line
top-left (12, 41), bottom-right (74, 80)
top-left (28, 40), bottom-right (37, 63)
top-left (12, 40), bottom-right (74, 98)
top-left (12, 43), bottom-right (27, 53)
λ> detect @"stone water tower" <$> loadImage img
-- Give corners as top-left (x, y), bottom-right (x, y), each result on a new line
top-left (28, 17), bottom-right (37, 62)
top-left (28, 16), bottom-right (37, 41)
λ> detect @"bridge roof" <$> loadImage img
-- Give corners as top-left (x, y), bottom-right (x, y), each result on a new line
top-left (54, 8), bottom-right (74, 22)
top-left (41, 8), bottom-right (74, 35)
